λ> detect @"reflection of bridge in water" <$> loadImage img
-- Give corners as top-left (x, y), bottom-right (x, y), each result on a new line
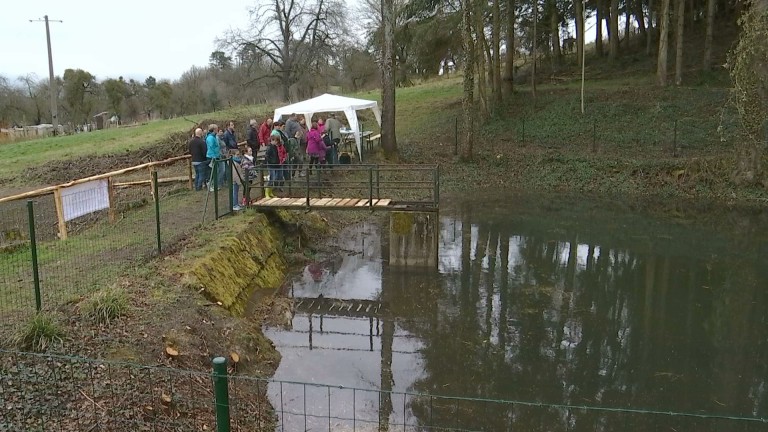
top-left (293, 296), bottom-right (389, 318)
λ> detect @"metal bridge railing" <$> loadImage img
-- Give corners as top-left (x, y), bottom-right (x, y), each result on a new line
top-left (230, 160), bottom-right (440, 211)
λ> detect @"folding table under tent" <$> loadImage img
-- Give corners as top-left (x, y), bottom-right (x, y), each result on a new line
top-left (273, 93), bottom-right (382, 161)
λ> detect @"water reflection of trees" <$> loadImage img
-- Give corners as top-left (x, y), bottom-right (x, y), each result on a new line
top-left (398, 204), bottom-right (768, 432)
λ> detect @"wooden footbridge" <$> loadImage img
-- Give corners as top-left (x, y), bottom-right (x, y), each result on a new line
top-left (238, 164), bottom-right (439, 213)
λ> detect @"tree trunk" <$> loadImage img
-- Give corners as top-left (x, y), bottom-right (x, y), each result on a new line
top-left (703, 0), bottom-right (716, 69)
top-left (624, 5), bottom-right (631, 49)
top-left (461, 0), bottom-right (476, 160)
top-left (657, 0), bottom-right (671, 86)
top-left (532, 0), bottom-right (538, 99)
top-left (609, 0), bottom-right (620, 59)
top-left (381, 0), bottom-right (398, 155)
top-left (647, 0), bottom-right (655, 55)
top-left (492, 0), bottom-right (502, 105)
top-left (502, 0), bottom-right (515, 97)
top-left (575, 0), bottom-right (585, 70)
top-left (476, 7), bottom-right (490, 118)
top-left (281, 24), bottom-right (292, 101)
top-left (549, 0), bottom-right (561, 71)
top-left (674, 0), bottom-right (685, 85)
top-left (635, 0), bottom-right (648, 39)
top-left (688, 0), bottom-right (695, 29)
top-left (596, 0), bottom-right (604, 56)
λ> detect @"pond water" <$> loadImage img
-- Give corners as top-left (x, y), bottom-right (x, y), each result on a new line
top-left (264, 194), bottom-right (768, 431)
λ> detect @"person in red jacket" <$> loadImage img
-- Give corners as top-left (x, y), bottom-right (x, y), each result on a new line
top-left (258, 117), bottom-right (273, 147)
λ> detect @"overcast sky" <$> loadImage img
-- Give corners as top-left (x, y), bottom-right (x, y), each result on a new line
top-left (1, 0), bottom-right (255, 82)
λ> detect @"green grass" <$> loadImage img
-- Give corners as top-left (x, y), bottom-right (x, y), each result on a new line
top-left (9, 312), bottom-right (64, 351)
top-left (80, 286), bottom-right (128, 324)
top-left (0, 105), bottom-right (268, 183)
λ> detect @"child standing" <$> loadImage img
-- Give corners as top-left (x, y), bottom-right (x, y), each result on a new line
top-left (264, 135), bottom-right (282, 198)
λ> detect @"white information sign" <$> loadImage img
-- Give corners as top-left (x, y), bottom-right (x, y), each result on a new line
top-left (60, 179), bottom-right (110, 221)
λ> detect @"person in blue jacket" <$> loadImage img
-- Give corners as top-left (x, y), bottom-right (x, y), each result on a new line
top-left (205, 124), bottom-right (226, 190)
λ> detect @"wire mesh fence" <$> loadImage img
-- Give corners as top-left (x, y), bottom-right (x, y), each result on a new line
top-left (2, 350), bottom-right (766, 432)
top-left (446, 112), bottom-right (752, 159)
top-left (0, 156), bottom-right (224, 332)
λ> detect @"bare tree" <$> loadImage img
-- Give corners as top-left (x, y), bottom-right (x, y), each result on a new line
top-left (492, 0), bottom-right (502, 105)
top-left (475, 0), bottom-right (490, 117)
top-left (549, 0), bottom-right (561, 70)
top-left (381, 0), bottom-right (398, 155)
top-left (502, 0), bottom-right (515, 98)
top-left (18, 74), bottom-right (45, 125)
top-left (646, 0), bottom-right (655, 56)
top-left (461, 0), bottom-right (476, 160)
top-left (674, 0), bottom-right (685, 85)
top-left (702, 0), bottom-right (716, 69)
top-left (595, 0), bottom-right (604, 56)
top-left (656, 0), bottom-right (671, 86)
top-left (219, 0), bottom-right (346, 101)
top-left (574, 0), bottom-right (585, 73)
top-left (532, 0), bottom-right (538, 100)
top-left (609, 0), bottom-right (619, 59)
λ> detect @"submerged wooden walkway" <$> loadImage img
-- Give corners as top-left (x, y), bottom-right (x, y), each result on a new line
top-left (294, 297), bottom-right (389, 318)
top-left (253, 197), bottom-right (395, 210)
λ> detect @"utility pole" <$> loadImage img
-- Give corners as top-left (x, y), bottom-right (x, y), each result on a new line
top-left (30, 15), bottom-right (63, 135)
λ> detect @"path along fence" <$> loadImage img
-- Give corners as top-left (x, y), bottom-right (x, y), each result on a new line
top-left (0, 157), bottom-right (437, 331)
top-left (1, 349), bottom-right (766, 432)
top-left (0, 155), bottom-right (217, 330)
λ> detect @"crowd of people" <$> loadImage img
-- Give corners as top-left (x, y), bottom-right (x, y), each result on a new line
top-left (187, 112), bottom-right (347, 211)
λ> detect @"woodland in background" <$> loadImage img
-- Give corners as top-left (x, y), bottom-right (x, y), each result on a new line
top-left (0, 0), bottom-right (746, 127)
top-left (0, 0), bottom-right (765, 180)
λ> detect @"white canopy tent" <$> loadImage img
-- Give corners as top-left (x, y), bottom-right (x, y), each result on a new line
top-left (273, 94), bottom-right (381, 161)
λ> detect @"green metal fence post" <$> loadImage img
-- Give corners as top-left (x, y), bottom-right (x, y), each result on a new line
top-left (212, 357), bottom-right (231, 432)
top-left (306, 163), bottom-right (311, 207)
top-left (376, 165), bottom-right (380, 199)
top-left (435, 165), bottom-right (440, 207)
top-left (27, 200), bottom-right (41, 312)
top-left (228, 158), bottom-right (234, 212)
top-left (673, 119), bottom-right (678, 155)
top-left (368, 166), bottom-right (374, 208)
top-left (454, 117), bottom-right (458, 156)
top-left (213, 162), bottom-right (219, 220)
top-left (152, 170), bottom-right (161, 254)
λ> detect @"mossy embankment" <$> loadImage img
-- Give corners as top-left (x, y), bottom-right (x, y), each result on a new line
top-left (185, 212), bottom-right (288, 316)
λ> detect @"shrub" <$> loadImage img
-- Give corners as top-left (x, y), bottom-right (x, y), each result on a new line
top-left (81, 287), bottom-right (129, 325)
top-left (10, 313), bottom-right (64, 351)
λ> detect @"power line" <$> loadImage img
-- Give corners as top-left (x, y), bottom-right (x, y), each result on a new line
top-left (29, 15), bottom-right (63, 135)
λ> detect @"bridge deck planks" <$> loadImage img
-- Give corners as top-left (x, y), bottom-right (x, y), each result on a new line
top-left (247, 196), bottom-right (437, 212)
top-left (252, 197), bottom-right (396, 208)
